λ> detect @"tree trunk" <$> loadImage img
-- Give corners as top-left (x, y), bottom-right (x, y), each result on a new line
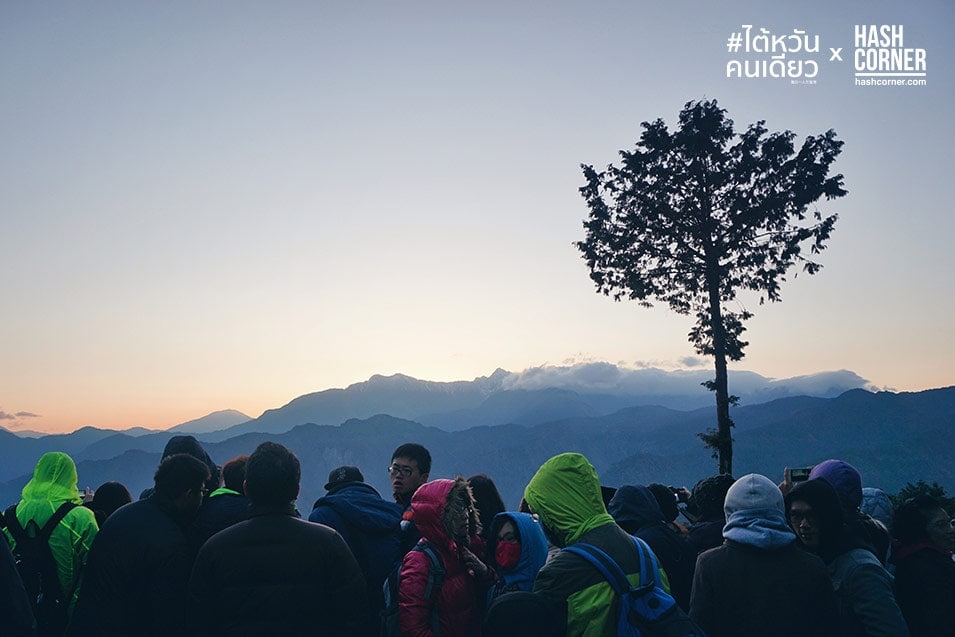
top-left (706, 272), bottom-right (734, 475)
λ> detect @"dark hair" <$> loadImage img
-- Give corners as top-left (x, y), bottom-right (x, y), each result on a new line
top-left (245, 442), bottom-right (300, 506)
top-left (468, 474), bottom-right (506, 541)
top-left (688, 474), bottom-right (736, 521)
top-left (222, 455), bottom-right (249, 493)
top-left (894, 495), bottom-right (946, 545)
top-left (90, 481), bottom-right (132, 521)
top-left (391, 443), bottom-right (431, 475)
top-left (154, 454), bottom-right (211, 499)
top-left (647, 483), bottom-right (679, 523)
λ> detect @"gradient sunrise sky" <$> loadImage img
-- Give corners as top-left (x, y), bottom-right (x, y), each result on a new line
top-left (2, 1), bottom-right (952, 434)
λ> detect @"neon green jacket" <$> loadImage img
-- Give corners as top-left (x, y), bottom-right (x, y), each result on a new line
top-left (526, 452), bottom-right (668, 637)
top-left (3, 451), bottom-right (99, 612)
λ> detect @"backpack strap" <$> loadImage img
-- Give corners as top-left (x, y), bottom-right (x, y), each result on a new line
top-left (563, 542), bottom-right (632, 596)
top-left (415, 541), bottom-right (445, 637)
top-left (629, 535), bottom-right (662, 589)
top-left (41, 503), bottom-right (78, 539)
top-left (5, 502), bottom-right (77, 543)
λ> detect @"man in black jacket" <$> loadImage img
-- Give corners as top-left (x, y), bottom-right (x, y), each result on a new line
top-left (67, 453), bottom-right (210, 636)
top-left (190, 454), bottom-right (251, 551)
top-left (187, 442), bottom-right (368, 636)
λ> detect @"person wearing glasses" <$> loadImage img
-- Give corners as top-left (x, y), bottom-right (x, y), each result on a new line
top-left (68, 454), bottom-right (210, 637)
top-left (785, 478), bottom-right (908, 637)
top-left (390, 443), bottom-right (431, 555)
top-left (892, 494), bottom-right (955, 636)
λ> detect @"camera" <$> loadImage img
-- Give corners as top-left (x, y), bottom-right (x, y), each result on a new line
top-left (789, 467), bottom-right (813, 482)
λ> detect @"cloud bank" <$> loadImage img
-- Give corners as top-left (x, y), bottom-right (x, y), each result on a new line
top-left (501, 362), bottom-right (873, 403)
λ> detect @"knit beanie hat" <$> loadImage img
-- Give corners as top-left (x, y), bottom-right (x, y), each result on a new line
top-left (722, 474), bottom-right (794, 549)
top-left (724, 473), bottom-right (784, 518)
top-left (809, 459), bottom-right (863, 511)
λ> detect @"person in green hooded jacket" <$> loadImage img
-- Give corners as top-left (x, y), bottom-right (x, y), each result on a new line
top-left (525, 452), bottom-right (669, 637)
top-left (3, 451), bottom-right (99, 616)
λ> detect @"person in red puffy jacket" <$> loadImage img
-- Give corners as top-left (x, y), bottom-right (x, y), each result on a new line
top-left (398, 476), bottom-right (495, 637)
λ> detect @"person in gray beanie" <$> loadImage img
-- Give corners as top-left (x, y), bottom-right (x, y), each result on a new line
top-left (689, 473), bottom-right (840, 637)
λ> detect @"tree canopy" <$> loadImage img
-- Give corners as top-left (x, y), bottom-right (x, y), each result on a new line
top-left (576, 99), bottom-right (846, 473)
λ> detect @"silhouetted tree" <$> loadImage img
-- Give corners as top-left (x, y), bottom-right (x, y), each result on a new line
top-left (576, 99), bottom-right (846, 474)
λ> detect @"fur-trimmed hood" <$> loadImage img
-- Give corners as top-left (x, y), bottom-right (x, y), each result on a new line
top-left (410, 476), bottom-right (481, 555)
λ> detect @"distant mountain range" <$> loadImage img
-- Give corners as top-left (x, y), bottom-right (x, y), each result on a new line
top-left (1, 365), bottom-right (951, 513)
top-left (193, 365), bottom-right (876, 441)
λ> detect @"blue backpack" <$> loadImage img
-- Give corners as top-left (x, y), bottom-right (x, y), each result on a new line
top-left (563, 536), bottom-right (706, 637)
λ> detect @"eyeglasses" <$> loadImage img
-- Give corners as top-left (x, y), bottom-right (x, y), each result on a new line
top-left (788, 511), bottom-right (817, 524)
top-left (200, 488), bottom-right (210, 497)
top-left (388, 464), bottom-right (415, 477)
top-left (929, 518), bottom-right (955, 530)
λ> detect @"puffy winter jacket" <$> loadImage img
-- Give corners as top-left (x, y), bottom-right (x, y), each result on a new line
top-left (399, 477), bottom-right (490, 637)
top-left (309, 482), bottom-right (402, 617)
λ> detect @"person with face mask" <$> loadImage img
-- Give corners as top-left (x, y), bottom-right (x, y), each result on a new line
top-left (485, 512), bottom-right (549, 605)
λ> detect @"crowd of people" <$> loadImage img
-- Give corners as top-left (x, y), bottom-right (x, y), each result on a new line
top-left (1, 435), bottom-right (952, 637)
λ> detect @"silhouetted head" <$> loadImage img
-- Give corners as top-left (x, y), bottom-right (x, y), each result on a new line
top-left (90, 481), bottom-right (133, 521)
top-left (154, 453), bottom-right (211, 516)
top-left (244, 442), bottom-right (300, 507)
top-left (221, 455), bottom-right (249, 493)
top-left (688, 474), bottom-right (736, 522)
top-left (468, 474), bottom-right (506, 539)
top-left (894, 495), bottom-right (955, 551)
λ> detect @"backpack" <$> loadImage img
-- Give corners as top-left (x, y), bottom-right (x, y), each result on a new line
top-left (381, 540), bottom-right (445, 637)
top-left (3, 502), bottom-right (78, 637)
top-left (563, 535), bottom-right (706, 637)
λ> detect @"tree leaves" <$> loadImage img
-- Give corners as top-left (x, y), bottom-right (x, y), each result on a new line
top-left (576, 98), bottom-right (846, 473)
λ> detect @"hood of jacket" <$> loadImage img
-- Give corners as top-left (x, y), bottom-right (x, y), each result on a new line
top-left (161, 435), bottom-right (221, 491)
top-left (608, 485), bottom-right (664, 532)
top-left (21, 452), bottom-right (82, 504)
top-left (861, 487), bottom-right (893, 531)
top-left (809, 459), bottom-right (863, 512)
top-left (314, 482), bottom-right (403, 534)
top-left (411, 477), bottom-right (480, 555)
top-left (723, 473), bottom-right (795, 549)
top-left (785, 478), bottom-right (847, 562)
top-left (523, 453), bottom-right (615, 547)
top-left (489, 512), bottom-right (549, 589)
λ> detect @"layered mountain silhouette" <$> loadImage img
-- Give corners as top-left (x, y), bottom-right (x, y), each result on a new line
top-left (191, 365), bottom-right (875, 441)
top-left (1, 366), bottom-right (951, 512)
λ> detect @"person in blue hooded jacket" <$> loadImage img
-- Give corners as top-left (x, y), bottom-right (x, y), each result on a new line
top-left (308, 464), bottom-right (402, 629)
top-left (608, 484), bottom-right (697, 611)
top-left (485, 511), bottom-right (549, 605)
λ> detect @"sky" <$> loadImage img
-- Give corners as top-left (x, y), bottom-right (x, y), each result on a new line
top-left (2, 1), bottom-right (952, 435)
